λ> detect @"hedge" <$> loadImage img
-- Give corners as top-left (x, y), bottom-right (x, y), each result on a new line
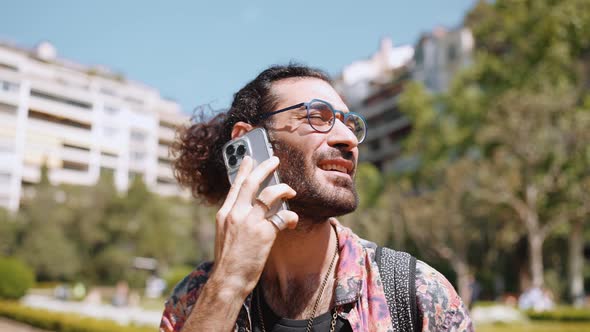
top-left (0, 257), bottom-right (35, 299)
top-left (527, 306), bottom-right (590, 322)
top-left (0, 301), bottom-right (154, 332)
top-left (164, 265), bottom-right (194, 295)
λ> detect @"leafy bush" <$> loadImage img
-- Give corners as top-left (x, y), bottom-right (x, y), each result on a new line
top-left (527, 306), bottom-right (590, 322)
top-left (0, 300), bottom-right (153, 332)
top-left (164, 265), bottom-right (194, 295)
top-left (0, 257), bottom-right (35, 299)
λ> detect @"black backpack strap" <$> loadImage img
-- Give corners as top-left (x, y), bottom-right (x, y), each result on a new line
top-left (376, 246), bottom-right (420, 332)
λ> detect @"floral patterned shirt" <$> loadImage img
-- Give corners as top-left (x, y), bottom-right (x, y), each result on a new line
top-left (160, 219), bottom-right (473, 332)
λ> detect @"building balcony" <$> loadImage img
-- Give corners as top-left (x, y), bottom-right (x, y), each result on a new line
top-left (157, 164), bottom-right (173, 179)
top-left (31, 80), bottom-right (94, 106)
top-left (157, 145), bottom-right (170, 159)
top-left (362, 142), bottom-right (402, 163)
top-left (0, 88), bottom-right (20, 106)
top-left (155, 182), bottom-right (181, 197)
top-left (366, 117), bottom-right (410, 142)
top-left (28, 95), bottom-right (93, 125)
top-left (358, 95), bottom-right (400, 120)
top-left (100, 155), bottom-right (118, 169)
top-left (158, 126), bottom-right (176, 142)
top-left (21, 164), bottom-right (40, 183)
top-left (60, 146), bottom-right (91, 164)
top-left (0, 154), bottom-right (16, 171)
top-left (27, 118), bottom-right (93, 146)
top-left (52, 168), bottom-right (93, 186)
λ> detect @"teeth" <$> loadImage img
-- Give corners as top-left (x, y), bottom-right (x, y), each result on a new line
top-left (320, 164), bottom-right (348, 173)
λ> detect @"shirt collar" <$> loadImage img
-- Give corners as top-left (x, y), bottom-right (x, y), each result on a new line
top-left (331, 218), bottom-right (365, 306)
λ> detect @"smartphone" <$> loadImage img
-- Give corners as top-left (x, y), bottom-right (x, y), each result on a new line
top-left (222, 128), bottom-right (289, 215)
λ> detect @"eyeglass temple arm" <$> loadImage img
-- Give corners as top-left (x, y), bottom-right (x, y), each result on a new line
top-left (258, 102), bottom-right (306, 120)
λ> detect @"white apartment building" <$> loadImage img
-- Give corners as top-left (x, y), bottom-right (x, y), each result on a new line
top-left (334, 37), bottom-right (415, 171)
top-left (335, 28), bottom-right (474, 172)
top-left (413, 27), bottom-right (474, 93)
top-left (0, 41), bottom-right (189, 211)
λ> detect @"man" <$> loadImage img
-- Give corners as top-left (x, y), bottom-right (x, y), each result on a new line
top-left (160, 64), bottom-right (473, 331)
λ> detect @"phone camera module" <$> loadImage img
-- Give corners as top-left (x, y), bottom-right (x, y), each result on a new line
top-left (228, 155), bottom-right (238, 167)
top-left (226, 145), bottom-right (235, 155)
top-left (236, 145), bottom-right (246, 156)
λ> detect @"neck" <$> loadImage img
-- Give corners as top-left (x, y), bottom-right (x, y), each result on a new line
top-left (259, 217), bottom-right (338, 318)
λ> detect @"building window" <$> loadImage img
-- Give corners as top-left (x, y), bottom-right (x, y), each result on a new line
top-left (101, 151), bottom-right (118, 158)
top-left (158, 157), bottom-right (171, 166)
top-left (62, 143), bottom-right (90, 152)
top-left (104, 105), bottom-right (120, 115)
top-left (448, 44), bottom-right (458, 62)
top-left (131, 151), bottom-right (145, 161)
top-left (0, 140), bottom-right (13, 152)
top-left (100, 87), bottom-right (117, 97)
top-left (103, 126), bottom-right (118, 137)
top-left (30, 89), bottom-right (92, 109)
top-left (157, 177), bottom-right (175, 185)
top-left (0, 172), bottom-right (10, 183)
top-left (159, 121), bottom-right (177, 131)
top-left (0, 62), bottom-right (18, 72)
top-left (62, 160), bottom-right (89, 171)
top-left (28, 109), bottom-right (92, 130)
top-left (124, 96), bottom-right (143, 106)
top-left (370, 139), bottom-right (381, 152)
top-left (0, 102), bottom-right (17, 115)
top-left (130, 130), bottom-right (146, 142)
top-left (1, 80), bottom-right (19, 92)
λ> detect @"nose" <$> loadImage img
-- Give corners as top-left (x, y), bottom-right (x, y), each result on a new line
top-left (327, 118), bottom-right (359, 151)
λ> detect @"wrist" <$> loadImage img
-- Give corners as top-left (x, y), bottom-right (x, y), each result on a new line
top-left (207, 268), bottom-right (253, 302)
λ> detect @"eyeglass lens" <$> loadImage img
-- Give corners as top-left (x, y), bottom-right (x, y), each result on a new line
top-left (307, 100), bottom-right (366, 142)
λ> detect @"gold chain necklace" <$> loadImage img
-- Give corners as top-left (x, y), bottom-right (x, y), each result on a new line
top-left (256, 225), bottom-right (340, 332)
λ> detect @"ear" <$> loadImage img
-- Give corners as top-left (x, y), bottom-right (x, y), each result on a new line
top-left (231, 121), bottom-right (254, 139)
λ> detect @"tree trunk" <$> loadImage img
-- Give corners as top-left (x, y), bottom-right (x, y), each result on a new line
top-left (451, 259), bottom-right (472, 307)
top-left (528, 231), bottom-right (545, 288)
top-left (568, 218), bottom-right (585, 307)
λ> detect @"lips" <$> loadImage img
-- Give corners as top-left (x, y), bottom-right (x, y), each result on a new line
top-left (318, 159), bottom-right (354, 175)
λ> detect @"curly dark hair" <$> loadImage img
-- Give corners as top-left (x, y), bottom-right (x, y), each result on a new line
top-left (171, 63), bottom-right (331, 205)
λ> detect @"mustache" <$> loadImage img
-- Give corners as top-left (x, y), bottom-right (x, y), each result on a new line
top-left (316, 149), bottom-right (354, 162)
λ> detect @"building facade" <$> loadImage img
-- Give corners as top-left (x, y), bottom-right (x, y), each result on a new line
top-left (335, 27), bottom-right (474, 172)
top-left (413, 27), bottom-right (474, 93)
top-left (334, 37), bottom-right (414, 172)
top-left (0, 41), bottom-right (188, 211)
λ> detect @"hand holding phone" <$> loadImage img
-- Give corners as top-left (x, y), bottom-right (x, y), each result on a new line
top-left (222, 128), bottom-right (289, 216)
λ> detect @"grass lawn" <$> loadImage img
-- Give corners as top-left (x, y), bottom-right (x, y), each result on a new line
top-left (477, 322), bottom-right (590, 332)
top-left (139, 296), bottom-right (165, 311)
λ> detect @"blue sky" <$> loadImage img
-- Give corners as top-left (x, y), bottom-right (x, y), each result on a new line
top-left (0, 1), bottom-right (475, 113)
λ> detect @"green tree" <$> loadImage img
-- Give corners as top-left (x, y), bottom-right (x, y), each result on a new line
top-left (464, 0), bottom-right (590, 296)
top-left (16, 164), bottom-right (81, 281)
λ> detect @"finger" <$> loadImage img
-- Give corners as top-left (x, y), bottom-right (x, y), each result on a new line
top-left (234, 156), bottom-right (280, 209)
top-left (251, 183), bottom-right (296, 218)
top-left (218, 156), bottom-right (254, 221)
top-left (215, 156), bottom-right (253, 260)
top-left (267, 210), bottom-right (299, 232)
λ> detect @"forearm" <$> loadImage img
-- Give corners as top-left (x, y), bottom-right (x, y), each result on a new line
top-left (181, 273), bottom-right (249, 332)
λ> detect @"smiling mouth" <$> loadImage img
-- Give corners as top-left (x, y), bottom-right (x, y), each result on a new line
top-left (317, 159), bottom-right (354, 175)
top-left (320, 164), bottom-right (349, 173)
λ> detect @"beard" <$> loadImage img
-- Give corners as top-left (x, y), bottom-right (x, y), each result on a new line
top-left (270, 138), bottom-right (359, 224)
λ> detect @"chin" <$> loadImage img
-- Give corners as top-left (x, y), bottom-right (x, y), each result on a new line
top-left (288, 180), bottom-right (359, 222)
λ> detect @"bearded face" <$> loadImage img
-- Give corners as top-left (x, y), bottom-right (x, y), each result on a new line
top-left (271, 138), bottom-right (358, 224)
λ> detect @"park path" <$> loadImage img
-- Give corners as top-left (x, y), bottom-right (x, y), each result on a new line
top-left (0, 317), bottom-right (51, 332)
top-left (22, 294), bottom-right (161, 327)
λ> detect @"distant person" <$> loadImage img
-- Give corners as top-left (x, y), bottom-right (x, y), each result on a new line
top-left (468, 274), bottom-right (481, 309)
top-left (112, 280), bottom-right (129, 307)
top-left (518, 286), bottom-right (554, 312)
top-left (160, 64), bottom-right (473, 331)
